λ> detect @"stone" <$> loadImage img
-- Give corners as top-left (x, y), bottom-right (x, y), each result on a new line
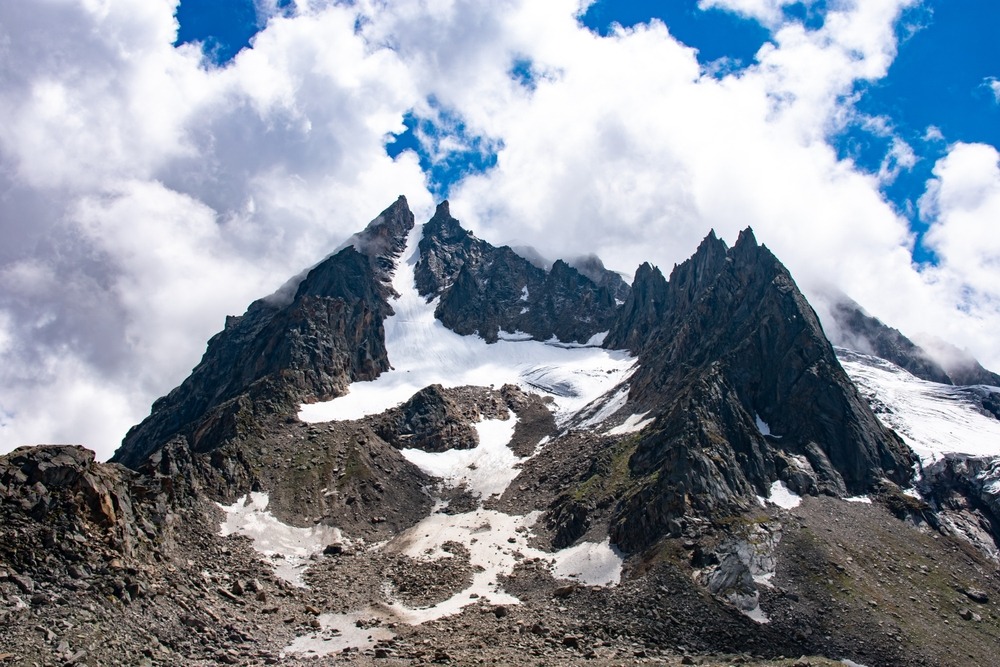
top-left (415, 201), bottom-right (622, 345)
top-left (959, 608), bottom-right (981, 622)
top-left (553, 584), bottom-right (577, 599)
top-left (964, 588), bottom-right (989, 604)
top-left (9, 573), bottom-right (34, 594)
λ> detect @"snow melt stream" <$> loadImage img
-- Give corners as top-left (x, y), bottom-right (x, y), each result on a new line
top-left (297, 225), bottom-right (636, 425)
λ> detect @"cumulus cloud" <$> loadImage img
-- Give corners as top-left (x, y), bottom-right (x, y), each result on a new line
top-left (698, 0), bottom-right (800, 28)
top-left (1, 0), bottom-right (998, 460)
top-left (0, 0), bottom-right (432, 459)
top-left (915, 142), bottom-right (1000, 350)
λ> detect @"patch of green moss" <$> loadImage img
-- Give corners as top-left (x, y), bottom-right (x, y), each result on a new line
top-left (571, 435), bottom-right (643, 503)
top-left (338, 443), bottom-right (373, 486)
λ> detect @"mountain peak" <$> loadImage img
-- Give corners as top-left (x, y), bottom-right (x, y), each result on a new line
top-left (735, 226), bottom-right (757, 248)
top-left (112, 199), bottom-right (415, 468)
top-left (416, 203), bottom-right (623, 343)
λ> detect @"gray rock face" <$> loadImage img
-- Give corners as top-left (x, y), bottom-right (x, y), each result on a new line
top-left (0, 444), bottom-right (170, 586)
top-left (415, 201), bottom-right (623, 344)
top-left (605, 228), bottom-right (914, 552)
top-left (829, 297), bottom-right (953, 384)
top-left (371, 384), bottom-right (510, 453)
top-left (829, 296), bottom-right (1000, 387)
top-left (113, 197), bottom-right (415, 469)
top-left (603, 261), bottom-right (669, 354)
top-left (919, 454), bottom-right (1000, 560)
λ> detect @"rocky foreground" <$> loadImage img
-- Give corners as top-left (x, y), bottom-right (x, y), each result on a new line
top-left (2, 424), bottom-right (999, 667)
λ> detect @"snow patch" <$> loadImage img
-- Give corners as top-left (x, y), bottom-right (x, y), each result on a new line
top-left (839, 349), bottom-right (1000, 464)
top-left (755, 413), bottom-right (779, 438)
top-left (549, 538), bottom-right (623, 586)
top-left (767, 480), bottom-right (801, 509)
top-left (298, 225), bottom-right (636, 425)
top-left (575, 383), bottom-right (631, 430)
top-left (376, 406), bottom-right (621, 626)
top-left (605, 412), bottom-right (654, 436)
top-left (752, 572), bottom-right (775, 588)
top-left (385, 507), bottom-right (540, 623)
top-left (283, 609), bottom-right (394, 657)
top-left (400, 416), bottom-right (520, 498)
top-left (845, 495), bottom-right (872, 504)
top-left (497, 330), bottom-right (532, 341)
top-left (586, 330), bottom-right (608, 346)
top-left (384, 508), bottom-right (623, 625)
top-left (741, 604), bottom-right (770, 624)
top-left (519, 286), bottom-right (529, 301)
top-left (218, 492), bottom-right (344, 587)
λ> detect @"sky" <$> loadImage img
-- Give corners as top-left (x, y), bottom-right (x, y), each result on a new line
top-left (1, 0), bottom-right (999, 460)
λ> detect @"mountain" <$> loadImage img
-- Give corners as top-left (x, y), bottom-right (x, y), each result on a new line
top-left (415, 201), bottom-right (623, 344)
top-left (600, 229), bottom-right (913, 552)
top-left (3, 197), bottom-right (1000, 667)
top-left (828, 294), bottom-right (1000, 388)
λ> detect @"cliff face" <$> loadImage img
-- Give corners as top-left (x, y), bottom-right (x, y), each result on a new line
top-left (600, 229), bottom-right (914, 551)
top-left (828, 296), bottom-right (1000, 388)
top-left (113, 198), bottom-right (414, 469)
top-left (416, 202), bottom-right (624, 344)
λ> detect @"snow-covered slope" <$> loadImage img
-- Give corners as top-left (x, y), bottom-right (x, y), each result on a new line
top-left (298, 225), bottom-right (636, 425)
top-left (838, 348), bottom-right (1000, 465)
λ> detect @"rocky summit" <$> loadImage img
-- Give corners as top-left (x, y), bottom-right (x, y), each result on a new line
top-left (3, 197), bottom-right (1000, 667)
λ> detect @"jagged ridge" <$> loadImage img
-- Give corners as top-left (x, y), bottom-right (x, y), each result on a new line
top-left (596, 229), bottom-right (914, 551)
top-left (416, 201), bottom-right (625, 344)
top-left (113, 197), bottom-right (414, 469)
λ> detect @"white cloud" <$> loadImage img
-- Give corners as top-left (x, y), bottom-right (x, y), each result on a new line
top-left (877, 136), bottom-right (917, 184)
top-left (918, 142), bottom-right (1000, 316)
top-left (0, 0), bottom-right (433, 459)
top-left (923, 125), bottom-right (944, 142)
top-left (698, 0), bottom-right (799, 28)
top-left (986, 77), bottom-right (1000, 104)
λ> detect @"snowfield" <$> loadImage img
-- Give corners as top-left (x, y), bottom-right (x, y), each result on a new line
top-left (838, 348), bottom-right (1000, 464)
top-left (298, 225), bottom-right (636, 425)
top-left (218, 492), bottom-right (345, 587)
top-left (398, 417), bottom-right (521, 498)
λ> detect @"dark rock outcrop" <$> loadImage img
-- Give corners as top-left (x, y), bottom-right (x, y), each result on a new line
top-left (415, 201), bottom-right (624, 344)
top-left (0, 445), bottom-right (173, 584)
top-left (603, 262), bottom-right (669, 354)
top-left (567, 254), bottom-right (631, 304)
top-left (829, 295), bottom-right (1000, 387)
top-left (113, 197), bottom-right (415, 469)
top-left (828, 297), bottom-right (953, 384)
top-left (603, 228), bottom-right (914, 552)
top-left (919, 454), bottom-right (1000, 561)
top-left (371, 384), bottom-right (510, 453)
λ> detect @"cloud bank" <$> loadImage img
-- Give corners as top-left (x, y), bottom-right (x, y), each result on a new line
top-left (1, 0), bottom-right (998, 459)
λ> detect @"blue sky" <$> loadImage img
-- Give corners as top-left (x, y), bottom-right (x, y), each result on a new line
top-left (2, 0), bottom-right (1000, 457)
